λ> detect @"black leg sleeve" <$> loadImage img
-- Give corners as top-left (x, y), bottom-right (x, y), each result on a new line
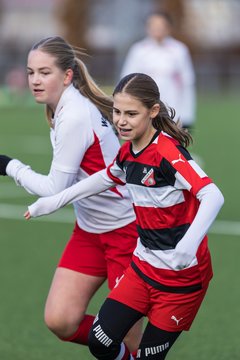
top-left (136, 322), bottom-right (182, 359)
top-left (88, 298), bottom-right (143, 360)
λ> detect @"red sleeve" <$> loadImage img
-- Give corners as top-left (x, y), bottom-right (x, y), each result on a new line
top-left (157, 133), bottom-right (212, 195)
top-left (106, 162), bottom-right (126, 185)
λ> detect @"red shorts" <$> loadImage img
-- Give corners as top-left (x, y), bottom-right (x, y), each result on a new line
top-left (58, 222), bottom-right (138, 289)
top-left (108, 265), bottom-right (209, 332)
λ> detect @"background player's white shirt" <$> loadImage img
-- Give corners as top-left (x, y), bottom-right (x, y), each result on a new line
top-left (121, 37), bottom-right (196, 126)
top-left (7, 85), bottom-right (135, 232)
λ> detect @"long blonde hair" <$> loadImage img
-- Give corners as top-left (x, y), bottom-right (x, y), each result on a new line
top-left (30, 36), bottom-right (113, 126)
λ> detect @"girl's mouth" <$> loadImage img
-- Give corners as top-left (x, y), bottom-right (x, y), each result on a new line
top-left (33, 89), bottom-right (44, 94)
top-left (119, 128), bottom-right (131, 133)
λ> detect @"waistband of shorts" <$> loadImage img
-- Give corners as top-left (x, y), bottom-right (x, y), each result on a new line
top-left (131, 261), bottom-right (202, 294)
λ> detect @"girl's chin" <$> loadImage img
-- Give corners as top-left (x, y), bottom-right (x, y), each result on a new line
top-left (34, 98), bottom-right (45, 104)
top-left (33, 94), bottom-right (42, 100)
top-left (119, 134), bottom-right (132, 141)
top-left (118, 131), bottom-right (132, 140)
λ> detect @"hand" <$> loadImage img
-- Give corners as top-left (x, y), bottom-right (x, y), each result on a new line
top-left (0, 155), bottom-right (12, 175)
top-left (171, 241), bottom-right (196, 270)
top-left (24, 211), bottom-right (31, 220)
top-left (24, 196), bottom-right (59, 218)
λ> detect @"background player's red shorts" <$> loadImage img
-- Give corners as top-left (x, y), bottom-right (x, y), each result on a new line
top-left (58, 221), bottom-right (138, 289)
top-left (108, 265), bottom-right (209, 331)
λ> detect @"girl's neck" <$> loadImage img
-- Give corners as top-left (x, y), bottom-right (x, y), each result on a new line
top-left (132, 128), bottom-right (157, 153)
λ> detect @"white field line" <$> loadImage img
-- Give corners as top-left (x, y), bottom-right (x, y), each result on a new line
top-left (0, 203), bottom-right (75, 223)
top-left (0, 135), bottom-right (50, 154)
top-left (0, 184), bottom-right (29, 198)
top-left (0, 203), bottom-right (239, 236)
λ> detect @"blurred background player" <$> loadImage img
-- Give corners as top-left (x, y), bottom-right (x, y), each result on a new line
top-left (121, 11), bottom-right (196, 130)
top-left (0, 36), bottom-right (142, 353)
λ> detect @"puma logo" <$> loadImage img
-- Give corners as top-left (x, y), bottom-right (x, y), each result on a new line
top-left (171, 154), bottom-right (185, 165)
top-left (171, 315), bottom-right (183, 326)
top-left (114, 274), bottom-right (124, 288)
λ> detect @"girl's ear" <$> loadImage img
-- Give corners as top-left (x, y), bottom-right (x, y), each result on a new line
top-left (151, 103), bottom-right (160, 118)
top-left (64, 69), bottom-right (74, 85)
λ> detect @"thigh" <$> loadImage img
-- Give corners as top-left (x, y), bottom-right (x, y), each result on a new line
top-left (108, 266), bottom-right (149, 316)
top-left (101, 221), bottom-right (138, 289)
top-left (59, 222), bottom-right (107, 277)
top-left (95, 298), bottom-right (143, 342)
top-left (137, 322), bottom-right (181, 360)
top-left (45, 267), bottom-right (105, 322)
top-left (148, 285), bottom-right (209, 332)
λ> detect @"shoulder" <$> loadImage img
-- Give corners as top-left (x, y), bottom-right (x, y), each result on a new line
top-left (126, 38), bottom-right (151, 53)
top-left (158, 131), bottom-right (179, 146)
top-left (59, 89), bottom-right (91, 123)
top-left (165, 37), bottom-right (190, 54)
top-left (156, 132), bottom-right (183, 163)
top-left (53, 90), bottom-right (93, 140)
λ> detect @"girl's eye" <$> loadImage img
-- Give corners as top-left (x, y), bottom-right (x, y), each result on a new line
top-left (113, 109), bottom-right (120, 115)
top-left (128, 112), bottom-right (137, 117)
top-left (41, 72), bottom-right (50, 75)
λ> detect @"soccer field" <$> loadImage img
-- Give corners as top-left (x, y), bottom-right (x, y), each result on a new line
top-left (0, 92), bottom-right (239, 360)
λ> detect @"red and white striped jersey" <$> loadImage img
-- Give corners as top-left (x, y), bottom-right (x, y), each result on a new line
top-left (107, 131), bottom-right (213, 288)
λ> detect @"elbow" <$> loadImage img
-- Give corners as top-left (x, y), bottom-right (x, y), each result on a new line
top-left (214, 186), bottom-right (224, 210)
top-left (198, 183), bottom-right (224, 210)
top-left (218, 190), bottom-right (225, 208)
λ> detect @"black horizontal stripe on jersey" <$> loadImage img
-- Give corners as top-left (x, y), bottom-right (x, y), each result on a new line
top-left (131, 261), bottom-right (202, 293)
top-left (137, 223), bottom-right (190, 250)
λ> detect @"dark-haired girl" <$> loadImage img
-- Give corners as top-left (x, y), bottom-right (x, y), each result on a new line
top-left (25, 73), bottom-right (224, 359)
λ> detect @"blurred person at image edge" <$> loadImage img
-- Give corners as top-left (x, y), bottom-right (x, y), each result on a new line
top-left (121, 11), bottom-right (196, 130)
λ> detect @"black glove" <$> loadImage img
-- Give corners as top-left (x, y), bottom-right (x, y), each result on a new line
top-left (0, 155), bottom-right (12, 175)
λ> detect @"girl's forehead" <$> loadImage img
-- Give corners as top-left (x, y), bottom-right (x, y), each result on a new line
top-left (27, 49), bottom-right (56, 65)
top-left (113, 92), bottom-right (141, 106)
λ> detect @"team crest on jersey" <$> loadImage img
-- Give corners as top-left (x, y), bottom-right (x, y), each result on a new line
top-left (141, 168), bottom-right (156, 186)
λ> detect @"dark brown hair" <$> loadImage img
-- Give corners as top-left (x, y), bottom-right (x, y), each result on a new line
top-left (113, 73), bottom-right (192, 147)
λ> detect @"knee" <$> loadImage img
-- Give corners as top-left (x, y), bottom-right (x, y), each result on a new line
top-left (88, 322), bottom-right (120, 360)
top-left (44, 307), bottom-right (81, 339)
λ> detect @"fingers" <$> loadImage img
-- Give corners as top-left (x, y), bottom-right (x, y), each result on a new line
top-left (24, 210), bottom-right (31, 220)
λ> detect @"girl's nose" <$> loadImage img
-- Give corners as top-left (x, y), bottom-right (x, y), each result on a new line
top-left (118, 114), bottom-right (127, 125)
top-left (32, 74), bottom-right (41, 84)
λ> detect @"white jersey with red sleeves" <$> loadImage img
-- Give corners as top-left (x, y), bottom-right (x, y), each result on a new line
top-left (107, 131), bottom-right (213, 288)
top-left (7, 84), bottom-right (135, 232)
top-left (50, 85), bottom-right (135, 232)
